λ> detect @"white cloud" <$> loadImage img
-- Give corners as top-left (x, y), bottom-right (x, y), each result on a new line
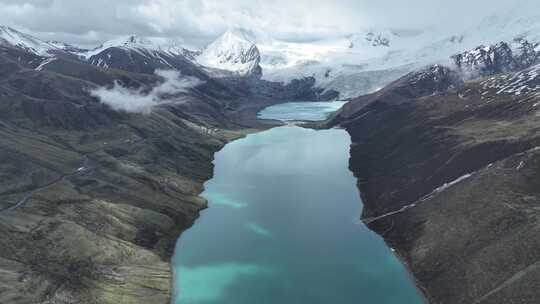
top-left (0, 0), bottom-right (534, 47)
top-left (90, 70), bottom-right (203, 113)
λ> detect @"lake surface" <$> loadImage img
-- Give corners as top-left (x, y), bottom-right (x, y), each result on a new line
top-left (172, 102), bottom-right (424, 304)
top-left (257, 101), bottom-right (347, 121)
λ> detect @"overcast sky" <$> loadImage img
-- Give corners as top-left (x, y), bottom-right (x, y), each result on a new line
top-left (0, 0), bottom-right (528, 48)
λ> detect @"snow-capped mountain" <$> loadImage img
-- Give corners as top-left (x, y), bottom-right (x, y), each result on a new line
top-left (47, 40), bottom-right (87, 54)
top-left (196, 29), bottom-right (262, 77)
top-left (3, 0), bottom-right (540, 101)
top-left (372, 38), bottom-right (540, 104)
top-left (79, 35), bottom-right (197, 60)
top-left (0, 26), bottom-right (60, 56)
top-left (71, 35), bottom-right (208, 76)
top-left (257, 29), bottom-right (466, 99)
top-left (255, 2), bottom-right (540, 100)
top-left (452, 39), bottom-right (540, 79)
top-left (348, 31), bottom-right (393, 49)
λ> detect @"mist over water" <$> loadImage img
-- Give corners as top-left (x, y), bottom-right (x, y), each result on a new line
top-left (172, 102), bottom-right (423, 304)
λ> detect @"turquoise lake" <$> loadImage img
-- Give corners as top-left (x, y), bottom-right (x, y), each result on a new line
top-left (256, 101), bottom-right (347, 121)
top-left (172, 102), bottom-right (424, 304)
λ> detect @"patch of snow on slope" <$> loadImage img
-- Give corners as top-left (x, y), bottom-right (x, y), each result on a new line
top-left (35, 57), bottom-right (56, 71)
top-left (481, 64), bottom-right (540, 97)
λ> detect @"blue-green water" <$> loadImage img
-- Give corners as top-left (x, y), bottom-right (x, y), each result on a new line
top-left (257, 101), bottom-right (347, 121)
top-left (172, 102), bottom-right (424, 304)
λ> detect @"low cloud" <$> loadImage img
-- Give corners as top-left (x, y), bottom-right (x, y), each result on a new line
top-left (90, 70), bottom-right (203, 113)
top-left (1, 0), bottom-right (527, 47)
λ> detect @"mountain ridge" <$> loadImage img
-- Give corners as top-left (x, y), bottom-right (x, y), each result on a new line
top-left (324, 42), bottom-right (540, 303)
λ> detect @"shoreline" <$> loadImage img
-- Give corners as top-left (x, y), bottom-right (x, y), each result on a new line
top-left (171, 102), bottom-right (426, 303)
top-left (167, 102), bottom-right (282, 302)
top-left (355, 186), bottom-right (431, 304)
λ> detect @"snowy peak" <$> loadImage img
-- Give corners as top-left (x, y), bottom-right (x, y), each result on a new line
top-left (47, 40), bottom-right (87, 53)
top-left (452, 38), bottom-right (540, 78)
top-left (122, 35), bottom-right (153, 45)
top-left (197, 29), bottom-right (262, 77)
top-left (0, 26), bottom-right (59, 56)
top-left (222, 28), bottom-right (258, 44)
top-left (364, 31), bottom-right (391, 47)
top-left (347, 30), bottom-right (399, 49)
top-left (71, 34), bottom-right (209, 77)
top-left (79, 35), bottom-right (197, 60)
top-left (100, 35), bottom-right (171, 50)
top-left (348, 31), bottom-right (393, 49)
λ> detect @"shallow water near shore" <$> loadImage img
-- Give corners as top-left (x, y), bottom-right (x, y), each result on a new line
top-left (172, 102), bottom-right (423, 304)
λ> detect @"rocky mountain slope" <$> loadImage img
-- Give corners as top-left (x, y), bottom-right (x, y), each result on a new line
top-left (0, 44), bottom-right (226, 304)
top-left (0, 26), bottom-right (61, 56)
top-left (0, 29), bottom-right (320, 303)
top-left (327, 47), bottom-right (540, 303)
top-left (452, 38), bottom-right (540, 79)
top-left (78, 36), bottom-right (204, 76)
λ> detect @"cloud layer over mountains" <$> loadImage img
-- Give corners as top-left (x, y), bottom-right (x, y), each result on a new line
top-left (90, 70), bottom-right (202, 113)
top-left (0, 0), bottom-right (532, 47)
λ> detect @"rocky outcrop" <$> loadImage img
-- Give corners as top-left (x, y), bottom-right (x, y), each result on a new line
top-left (364, 31), bottom-right (391, 47)
top-left (330, 63), bottom-right (540, 303)
top-left (451, 38), bottom-right (540, 79)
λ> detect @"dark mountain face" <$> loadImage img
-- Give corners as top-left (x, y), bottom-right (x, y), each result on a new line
top-left (87, 47), bottom-right (206, 77)
top-left (0, 46), bottom-right (226, 303)
top-left (82, 46), bottom-right (246, 102)
top-left (0, 39), bottom-right (297, 303)
top-left (0, 38), bottom-right (339, 304)
top-left (0, 45), bottom-right (48, 70)
top-left (452, 39), bottom-right (540, 78)
top-left (81, 45), bottom-right (325, 102)
top-left (329, 36), bottom-right (540, 303)
top-left (224, 43), bottom-right (262, 78)
top-left (242, 44), bottom-right (263, 78)
top-left (389, 64), bottom-right (464, 99)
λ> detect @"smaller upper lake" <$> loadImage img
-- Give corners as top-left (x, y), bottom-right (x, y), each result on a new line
top-left (257, 101), bottom-right (346, 121)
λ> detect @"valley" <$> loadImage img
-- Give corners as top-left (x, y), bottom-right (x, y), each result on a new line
top-left (0, 32), bottom-right (327, 303)
top-left (2, 2), bottom-right (540, 303)
top-left (172, 103), bottom-right (424, 304)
